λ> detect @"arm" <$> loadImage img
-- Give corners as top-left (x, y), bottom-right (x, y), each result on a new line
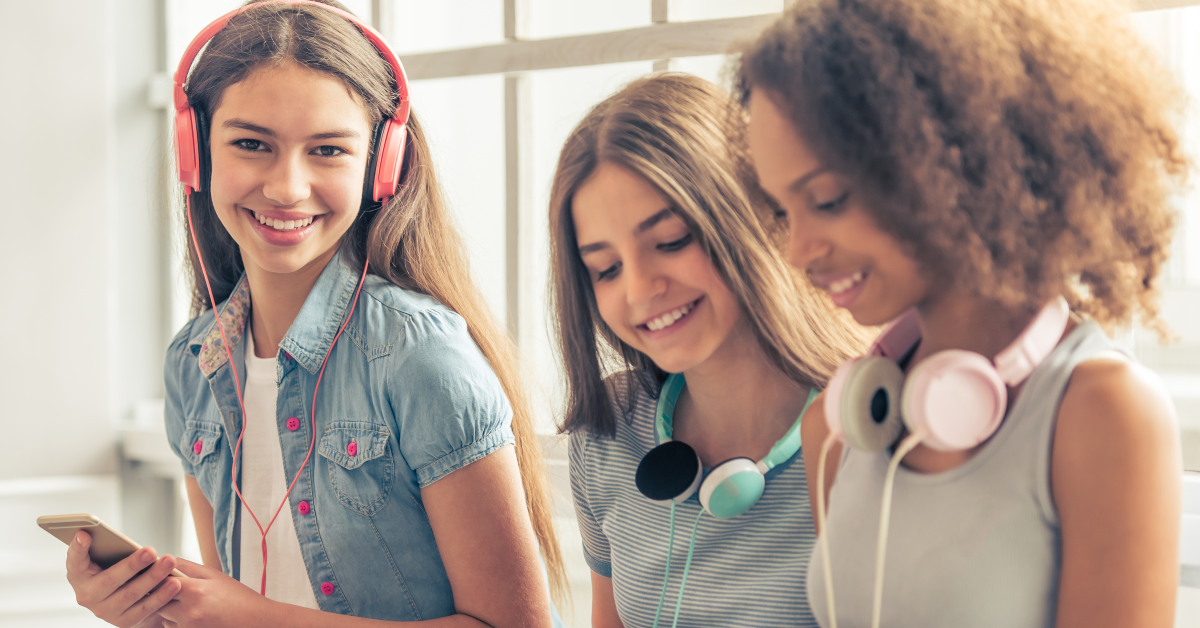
top-left (1052, 359), bottom-right (1181, 628)
top-left (800, 392), bottom-right (842, 534)
top-left (183, 476), bottom-right (222, 571)
top-left (590, 573), bottom-right (625, 628)
top-left (161, 447), bottom-right (548, 628)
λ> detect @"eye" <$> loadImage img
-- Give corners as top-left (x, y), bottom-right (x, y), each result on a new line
top-left (232, 139), bottom-right (268, 152)
top-left (312, 145), bottom-right (347, 157)
top-left (814, 191), bottom-right (850, 213)
top-left (657, 233), bottom-right (694, 253)
top-left (596, 262), bottom-right (621, 282)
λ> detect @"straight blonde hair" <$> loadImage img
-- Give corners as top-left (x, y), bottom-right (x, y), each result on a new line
top-left (550, 74), bottom-right (873, 437)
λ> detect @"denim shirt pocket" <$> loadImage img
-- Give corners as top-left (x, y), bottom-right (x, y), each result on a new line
top-left (318, 421), bottom-right (394, 516)
top-left (179, 421), bottom-right (223, 488)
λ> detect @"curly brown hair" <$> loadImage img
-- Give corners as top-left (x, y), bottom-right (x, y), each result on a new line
top-left (736, 0), bottom-right (1190, 336)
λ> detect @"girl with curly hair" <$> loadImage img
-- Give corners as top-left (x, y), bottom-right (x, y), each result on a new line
top-left (738, 0), bottom-right (1188, 626)
top-left (550, 73), bottom-right (871, 627)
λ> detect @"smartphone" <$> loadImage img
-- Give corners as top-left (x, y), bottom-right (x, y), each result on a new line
top-left (37, 513), bottom-right (186, 577)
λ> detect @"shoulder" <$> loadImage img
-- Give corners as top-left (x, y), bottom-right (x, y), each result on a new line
top-left (1056, 357), bottom-right (1178, 455)
top-left (1052, 356), bottom-right (1181, 503)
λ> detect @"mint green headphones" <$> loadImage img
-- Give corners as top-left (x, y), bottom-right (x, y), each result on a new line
top-left (635, 373), bottom-right (816, 518)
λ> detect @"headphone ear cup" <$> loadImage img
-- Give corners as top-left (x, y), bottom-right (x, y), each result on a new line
top-left (636, 440), bottom-right (703, 504)
top-left (838, 356), bottom-right (905, 452)
top-left (174, 105), bottom-right (202, 192)
top-left (699, 458), bottom-right (765, 519)
top-left (901, 350), bottom-right (1006, 451)
top-left (366, 118), bottom-right (408, 204)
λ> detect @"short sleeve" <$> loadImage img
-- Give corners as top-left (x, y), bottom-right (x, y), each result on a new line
top-left (569, 430), bottom-right (612, 577)
top-left (388, 309), bottom-right (515, 488)
top-left (163, 321), bottom-right (198, 478)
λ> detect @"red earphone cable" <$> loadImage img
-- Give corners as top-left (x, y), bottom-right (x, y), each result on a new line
top-left (185, 192), bottom-right (369, 595)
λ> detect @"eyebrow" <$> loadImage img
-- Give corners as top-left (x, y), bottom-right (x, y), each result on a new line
top-left (221, 118), bottom-right (362, 140)
top-left (788, 166), bottom-right (830, 193)
top-left (577, 207), bottom-right (676, 256)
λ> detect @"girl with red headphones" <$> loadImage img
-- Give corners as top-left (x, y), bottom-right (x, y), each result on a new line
top-left (739, 1), bottom-right (1186, 627)
top-left (63, 2), bottom-right (564, 627)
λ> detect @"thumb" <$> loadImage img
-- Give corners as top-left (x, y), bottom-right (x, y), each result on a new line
top-left (172, 558), bottom-right (216, 579)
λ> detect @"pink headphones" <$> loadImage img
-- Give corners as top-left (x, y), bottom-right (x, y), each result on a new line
top-left (824, 296), bottom-right (1070, 452)
top-left (173, 0), bottom-right (411, 203)
top-left (173, 1), bottom-right (398, 595)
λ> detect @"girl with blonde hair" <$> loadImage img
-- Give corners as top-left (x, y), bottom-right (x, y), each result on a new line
top-left (551, 73), bottom-right (871, 627)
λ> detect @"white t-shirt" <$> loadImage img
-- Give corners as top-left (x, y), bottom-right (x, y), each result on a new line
top-left (239, 327), bottom-right (320, 609)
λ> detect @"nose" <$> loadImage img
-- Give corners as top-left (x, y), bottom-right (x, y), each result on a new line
top-left (261, 151), bottom-right (311, 206)
top-left (786, 215), bottom-right (833, 271)
top-left (624, 254), bottom-right (667, 307)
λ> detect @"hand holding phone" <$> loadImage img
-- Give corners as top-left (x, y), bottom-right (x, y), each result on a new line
top-left (42, 514), bottom-right (185, 627)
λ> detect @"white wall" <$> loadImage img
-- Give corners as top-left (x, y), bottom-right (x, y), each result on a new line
top-left (0, 0), bottom-right (168, 623)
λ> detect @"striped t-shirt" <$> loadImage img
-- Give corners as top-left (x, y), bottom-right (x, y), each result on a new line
top-left (569, 373), bottom-right (820, 627)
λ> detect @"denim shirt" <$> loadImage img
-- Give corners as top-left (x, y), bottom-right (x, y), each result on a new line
top-left (163, 250), bottom-right (517, 621)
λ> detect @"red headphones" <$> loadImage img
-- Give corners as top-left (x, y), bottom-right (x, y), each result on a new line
top-left (172, 0), bottom-right (411, 203)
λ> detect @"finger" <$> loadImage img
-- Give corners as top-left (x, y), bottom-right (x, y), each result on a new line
top-left (65, 531), bottom-right (94, 581)
top-left (93, 553), bottom-right (173, 620)
top-left (88, 547), bottom-right (160, 605)
top-left (171, 558), bottom-right (210, 579)
top-left (115, 569), bottom-right (182, 628)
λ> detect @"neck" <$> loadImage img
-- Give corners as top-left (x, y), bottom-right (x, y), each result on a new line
top-left (672, 322), bottom-right (810, 466)
top-left (244, 247), bottom-right (338, 359)
top-left (911, 291), bottom-right (1038, 366)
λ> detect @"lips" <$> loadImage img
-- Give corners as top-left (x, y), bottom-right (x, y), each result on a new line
top-left (243, 207), bottom-right (323, 246)
top-left (810, 269), bottom-right (868, 309)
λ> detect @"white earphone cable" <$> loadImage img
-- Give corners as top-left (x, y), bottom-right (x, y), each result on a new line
top-left (816, 433), bottom-right (839, 628)
top-left (871, 433), bottom-right (923, 628)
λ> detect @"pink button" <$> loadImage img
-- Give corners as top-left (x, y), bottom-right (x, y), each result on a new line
top-left (320, 582), bottom-right (335, 596)
top-left (298, 500), bottom-right (310, 515)
top-left (286, 417), bottom-right (300, 432)
top-left (283, 351), bottom-right (292, 360)
top-left (192, 440), bottom-right (203, 455)
top-left (347, 442), bottom-right (358, 457)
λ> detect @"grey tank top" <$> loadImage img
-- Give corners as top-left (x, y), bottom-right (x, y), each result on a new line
top-left (807, 321), bottom-right (1127, 628)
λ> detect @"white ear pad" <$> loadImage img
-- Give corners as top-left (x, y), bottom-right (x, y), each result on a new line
top-left (900, 350), bottom-right (1006, 452)
top-left (699, 458), bottom-right (766, 519)
top-left (838, 356), bottom-right (906, 452)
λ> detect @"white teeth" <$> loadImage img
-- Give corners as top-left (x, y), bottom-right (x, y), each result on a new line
top-left (645, 301), bottom-right (696, 331)
top-left (829, 271), bottom-right (866, 295)
top-left (253, 212), bottom-right (315, 231)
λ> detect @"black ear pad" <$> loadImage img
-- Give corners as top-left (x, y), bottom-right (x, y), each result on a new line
top-left (195, 107), bottom-right (212, 193)
top-left (361, 119), bottom-right (386, 208)
top-left (636, 441), bottom-right (702, 502)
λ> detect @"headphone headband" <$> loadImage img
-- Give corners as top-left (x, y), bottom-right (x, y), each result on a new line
top-left (172, 0), bottom-right (410, 123)
top-left (655, 373), bottom-right (813, 471)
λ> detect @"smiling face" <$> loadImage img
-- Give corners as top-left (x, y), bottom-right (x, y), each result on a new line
top-left (572, 162), bottom-right (745, 374)
top-left (208, 62), bottom-right (373, 279)
top-left (746, 91), bottom-right (932, 327)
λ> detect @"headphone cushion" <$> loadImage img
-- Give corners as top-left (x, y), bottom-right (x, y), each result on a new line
top-left (636, 440), bottom-right (703, 503)
top-left (175, 106), bottom-right (201, 192)
top-left (902, 350), bottom-right (1006, 451)
top-left (699, 458), bottom-right (765, 518)
top-left (369, 118), bottom-right (408, 203)
top-left (838, 356), bottom-right (905, 452)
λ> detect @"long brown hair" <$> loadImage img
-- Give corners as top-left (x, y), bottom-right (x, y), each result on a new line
top-left (177, 0), bottom-right (565, 602)
top-left (550, 74), bottom-right (873, 438)
top-left (736, 0), bottom-right (1190, 338)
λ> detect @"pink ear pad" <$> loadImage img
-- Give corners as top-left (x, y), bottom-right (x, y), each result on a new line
top-left (371, 118), bottom-right (408, 202)
top-left (900, 350), bottom-right (1006, 452)
top-left (824, 357), bottom-right (859, 437)
top-left (175, 106), bottom-right (201, 192)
